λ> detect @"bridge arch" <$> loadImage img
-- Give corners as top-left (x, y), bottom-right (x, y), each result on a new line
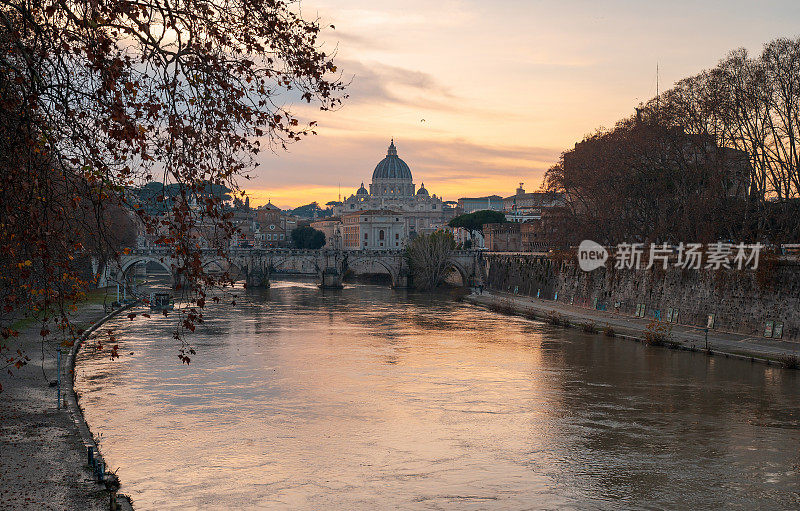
top-left (444, 259), bottom-right (471, 287)
top-left (202, 258), bottom-right (244, 282)
top-left (106, 248), bottom-right (483, 290)
top-left (108, 255), bottom-right (176, 290)
top-left (345, 255), bottom-right (400, 287)
top-left (119, 256), bottom-right (172, 277)
top-left (268, 255), bottom-right (319, 275)
top-left (115, 256), bottom-right (174, 284)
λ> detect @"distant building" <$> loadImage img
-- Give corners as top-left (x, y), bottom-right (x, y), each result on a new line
top-left (129, 181), bottom-right (232, 216)
top-left (334, 140), bottom-right (456, 235)
top-left (342, 210), bottom-right (407, 250)
top-left (457, 195), bottom-right (503, 213)
top-left (484, 223), bottom-right (521, 251)
top-left (254, 202), bottom-right (294, 248)
top-left (310, 218), bottom-right (342, 249)
top-left (505, 209), bottom-right (542, 223)
top-left (450, 226), bottom-right (485, 249)
top-left (232, 221), bottom-right (257, 248)
top-left (503, 183), bottom-right (565, 215)
top-left (485, 208), bottom-right (567, 252)
top-left (519, 220), bottom-right (558, 252)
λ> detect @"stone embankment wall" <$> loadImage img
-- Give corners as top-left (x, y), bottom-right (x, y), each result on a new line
top-left (484, 253), bottom-right (800, 341)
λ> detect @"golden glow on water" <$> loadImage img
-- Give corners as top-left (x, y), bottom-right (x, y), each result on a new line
top-left (76, 282), bottom-right (800, 510)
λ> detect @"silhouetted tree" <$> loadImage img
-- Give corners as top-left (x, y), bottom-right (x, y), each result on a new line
top-left (543, 36), bottom-right (800, 245)
top-left (643, 37), bottom-right (800, 241)
top-left (291, 226), bottom-right (326, 249)
top-left (0, 0), bottom-right (346, 374)
top-left (543, 120), bottom-right (742, 245)
top-left (405, 231), bottom-right (456, 290)
top-left (449, 210), bottom-right (506, 235)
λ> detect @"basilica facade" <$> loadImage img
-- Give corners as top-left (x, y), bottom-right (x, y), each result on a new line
top-left (333, 140), bottom-right (455, 235)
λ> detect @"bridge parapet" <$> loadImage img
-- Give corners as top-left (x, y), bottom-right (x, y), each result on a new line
top-left (105, 248), bottom-right (485, 289)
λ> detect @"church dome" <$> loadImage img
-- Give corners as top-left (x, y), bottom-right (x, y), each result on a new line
top-left (372, 140), bottom-right (412, 181)
top-left (416, 183), bottom-right (429, 196)
top-left (356, 182), bottom-right (368, 195)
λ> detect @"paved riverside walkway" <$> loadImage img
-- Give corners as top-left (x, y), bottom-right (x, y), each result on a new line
top-left (0, 303), bottom-right (111, 511)
top-left (466, 290), bottom-right (799, 362)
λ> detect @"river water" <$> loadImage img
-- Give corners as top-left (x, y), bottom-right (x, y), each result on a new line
top-left (75, 280), bottom-right (800, 510)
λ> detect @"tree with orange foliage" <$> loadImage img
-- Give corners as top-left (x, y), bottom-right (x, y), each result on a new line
top-left (0, 0), bottom-right (346, 377)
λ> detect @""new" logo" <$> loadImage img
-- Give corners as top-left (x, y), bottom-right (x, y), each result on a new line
top-left (577, 240), bottom-right (608, 271)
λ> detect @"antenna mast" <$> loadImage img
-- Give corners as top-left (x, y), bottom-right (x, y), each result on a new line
top-left (656, 63), bottom-right (659, 120)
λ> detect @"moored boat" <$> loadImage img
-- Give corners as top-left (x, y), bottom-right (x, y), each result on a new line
top-left (149, 292), bottom-right (174, 311)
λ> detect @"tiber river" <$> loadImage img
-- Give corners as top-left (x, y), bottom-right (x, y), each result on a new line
top-left (76, 280), bottom-right (800, 510)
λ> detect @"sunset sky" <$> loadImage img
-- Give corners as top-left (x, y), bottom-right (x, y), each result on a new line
top-left (248, 0), bottom-right (800, 209)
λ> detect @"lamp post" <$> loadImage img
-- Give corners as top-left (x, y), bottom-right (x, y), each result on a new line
top-left (56, 347), bottom-right (61, 409)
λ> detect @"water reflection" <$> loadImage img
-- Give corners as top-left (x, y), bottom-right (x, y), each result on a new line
top-left (76, 280), bottom-right (800, 510)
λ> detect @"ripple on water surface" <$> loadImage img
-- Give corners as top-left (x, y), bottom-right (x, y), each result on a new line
top-left (76, 282), bottom-right (800, 510)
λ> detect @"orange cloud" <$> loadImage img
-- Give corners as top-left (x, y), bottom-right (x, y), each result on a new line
top-left (243, 0), bottom-right (797, 208)
top-left (245, 134), bottom-right (556, 208)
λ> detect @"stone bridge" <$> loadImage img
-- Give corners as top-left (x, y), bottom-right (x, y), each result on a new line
top-left (98, 248), bottom-right (486, 290)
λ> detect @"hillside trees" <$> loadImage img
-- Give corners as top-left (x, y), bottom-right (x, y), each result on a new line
top-left (0, 0), bottom-right (345, 372)
top-left (291, 202), bottom-right (333, 219)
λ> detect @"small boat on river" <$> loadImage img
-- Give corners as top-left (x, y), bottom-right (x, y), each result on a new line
top-left (149, 292), bottom-right (174, 311)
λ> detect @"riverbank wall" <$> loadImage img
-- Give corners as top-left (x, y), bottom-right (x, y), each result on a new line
top-left (465, 290), bottom-right (799, 367)
top-left (483, 253), bottom-right (800, 343)
top-left (66, 302), bottom-right (138, 511)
